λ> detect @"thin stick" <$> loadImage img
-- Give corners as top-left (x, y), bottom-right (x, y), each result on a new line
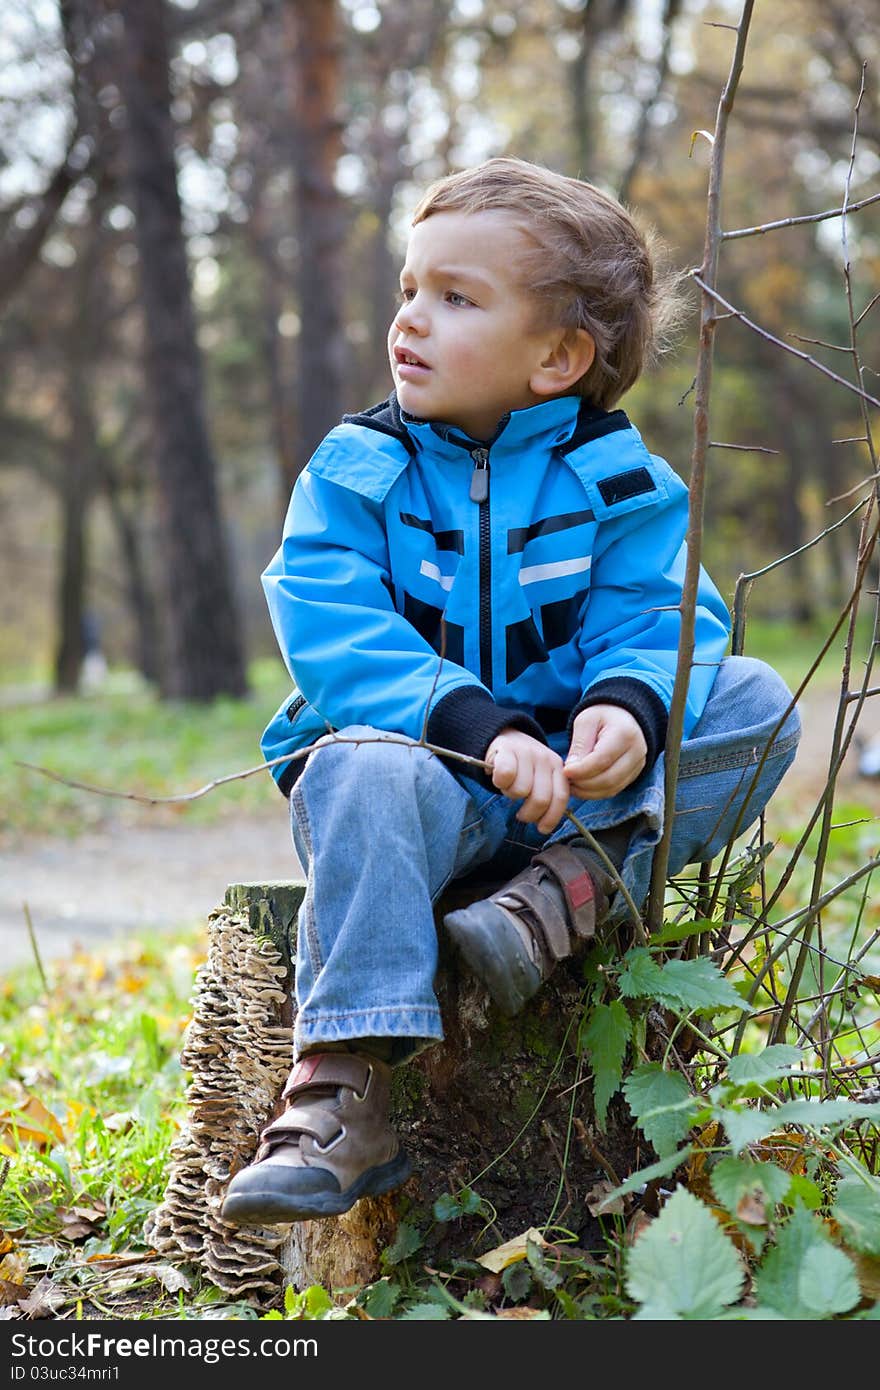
top-left (691, 274), bottom-right (880, 410)
top-left (721, 188), bottom-right (880, 240)
top-left (646, 0), bottom-right (756, 931)
top-left (22, 902), bottom-right (49, 994)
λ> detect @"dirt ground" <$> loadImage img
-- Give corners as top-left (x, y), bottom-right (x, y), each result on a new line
top-left (1, 684), bottom-right (878, 975)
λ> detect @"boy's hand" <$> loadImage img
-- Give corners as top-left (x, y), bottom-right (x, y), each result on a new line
top-left (485, 729), bottom-right (570, 834)
top-left (564, 705), bottom-right (647, 800)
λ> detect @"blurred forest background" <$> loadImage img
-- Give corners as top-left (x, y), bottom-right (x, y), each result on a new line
top-left (1, 0), bottom-right (878, 704)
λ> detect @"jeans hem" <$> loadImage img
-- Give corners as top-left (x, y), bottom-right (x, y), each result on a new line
top-left (295, 1007), bottom-right (444, 1046)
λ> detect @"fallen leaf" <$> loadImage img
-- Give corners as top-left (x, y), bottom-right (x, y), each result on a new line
top-left (476, 1227), bottom-right (549, 1273)
top-left (493, 1307), bottom-right (547, 1319)
top-left (736, 1191), bottom-right (768, 1227)
top-left (0, 1095), bottom-right (65, 1152)
top-left (625, 1209), bottom-right (653, 1246)
top-left (0, 1253), bottom-right (28, 1285)
top-left (18, 1277), bottom-right (65, 1320)
top-left (0, 1279), bottom-right (32, 1307)
top-left (71, 1203), bottom-right (106, 1222)
top-left (103, 1112), bottom-right (135, 1133)
top-left (154, 1264), bottom-right (191, 1294)
top-left (586, 1180), bottom-right (624, 1216)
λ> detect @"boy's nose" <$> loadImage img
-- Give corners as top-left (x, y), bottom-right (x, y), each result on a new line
top-left (395, 297), bottom-right (428, 334)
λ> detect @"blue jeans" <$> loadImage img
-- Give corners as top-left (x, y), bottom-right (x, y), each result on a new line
top-left (288, 656), bottom-right (801, 1059)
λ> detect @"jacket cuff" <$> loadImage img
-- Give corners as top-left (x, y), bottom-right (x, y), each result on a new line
top-left (427, 685), bottom-right (547, 787)
top-left (568, 677), bottom-right (668, 769)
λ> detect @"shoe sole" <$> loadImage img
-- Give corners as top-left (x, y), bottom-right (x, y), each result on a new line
top-left (220, 1150), bottom-right (413, 1226)
top-left (443, 905), bottom-right (539, 1017)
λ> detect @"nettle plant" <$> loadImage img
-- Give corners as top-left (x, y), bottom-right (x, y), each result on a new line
top-left (578, 885), bottom-right (880, 1321)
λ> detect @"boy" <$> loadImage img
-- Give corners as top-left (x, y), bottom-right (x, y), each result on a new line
top-left (221, 157), bottom-right (800, 1227)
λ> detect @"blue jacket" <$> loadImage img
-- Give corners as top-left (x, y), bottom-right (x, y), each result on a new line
top-left (261, 392), bottom-right (731, 795)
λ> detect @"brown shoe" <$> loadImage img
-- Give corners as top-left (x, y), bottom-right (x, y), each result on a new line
top-left (220, 1051), bottom-right (411, 1225)
top-left (443, 839), bottom-right (615, 1016)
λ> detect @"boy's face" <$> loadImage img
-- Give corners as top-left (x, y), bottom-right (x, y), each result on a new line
top-left (387, 210), bottom-right (557, 442)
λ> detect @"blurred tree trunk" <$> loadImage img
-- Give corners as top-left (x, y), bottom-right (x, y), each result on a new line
top-left (570, 0), bottom-right (632, 178)
top-left (249, 175), bottom-right (299, 507)
top-left (54, 348), bottom-right (96, 694)
top-left (116, 0), bottom-right (248, 699)
top-left (97, 446), bottom-right (163, 686)
top-left (282, 0), bottom-right (348, 465)
top-left (53, 0), bottom-right (106, 694)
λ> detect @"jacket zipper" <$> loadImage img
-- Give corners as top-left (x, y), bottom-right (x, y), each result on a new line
top-left (286, 694), bottom-right (307, 723)
top-left (469, 447), bottom-right (492, 687)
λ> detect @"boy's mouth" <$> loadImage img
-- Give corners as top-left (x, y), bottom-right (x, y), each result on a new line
top-left (394, 344), bottom-right (430, 373)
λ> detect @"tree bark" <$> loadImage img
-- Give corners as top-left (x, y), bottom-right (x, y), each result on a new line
top-left (282, 0), bottom-right (348, 466)
top-left (115, 0), bottom-right (248, 699)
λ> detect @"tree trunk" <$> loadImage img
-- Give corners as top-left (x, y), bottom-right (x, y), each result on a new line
top-left (148, 880), bottom-right (643, 1306)
top-left (282, 0), bottom-right (349, 464)
top-left (53, 372), bottom-right (94, 694)
top-left (116, 0), bottom-right (248, 699)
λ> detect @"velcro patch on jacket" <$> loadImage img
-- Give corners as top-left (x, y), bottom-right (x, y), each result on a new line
top-left (597, 467), bottom-right (656, 506)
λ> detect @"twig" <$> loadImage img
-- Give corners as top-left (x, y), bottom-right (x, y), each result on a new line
top-left (708, 441), bottom-right (779, 454)
top-left (15, 734), bottom-right (492, 806)
top-left (22, 902), bottom-right (49, 995)
top-left (689, 274), bottom-right (880, 410)
top-left (721, 188), bottom-right (880, 240)
top-left (647, 0), bottom-right (756, 931)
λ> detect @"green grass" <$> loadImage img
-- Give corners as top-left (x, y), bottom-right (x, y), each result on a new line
top-left (735, 611), bottom-right (877, 696)
top-left (0, 659), bottom-right (293, 839)
top-left (0, 928), bottom-right (210, 1318)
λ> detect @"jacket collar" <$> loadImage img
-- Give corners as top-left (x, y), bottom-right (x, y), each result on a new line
top-left (342, 391), bottom-right (633, 463)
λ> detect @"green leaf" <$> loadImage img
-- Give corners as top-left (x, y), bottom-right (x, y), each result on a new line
top-left (726, 1045), bottom-right (800, 1087)
top-left (358, 1277), bottom-right (401, 1319)
top-left (755, 1206), bottom-right (861, 1319)
top-left (718, 1097), bottom-right (880, 1150)
top-left (833, 1174), bottom-right (880, 1255)
top-left (710, 1156), bottom-right (792, 1216)
top-left (617, 948), bottom-right (666, 999)
top-left (526, 1235), bottom-right (563, 1289)
top-left (398, 1301), bottom-right (451, 1320)
top-left (623, 1063), bottom-right (696, 1157)
top-left (581, 940), bottom-right (617, 991)
top-left (625, 1187), bottom-right (746, 1318)
top-left (579, 999), bottom-right (632, 1131)
top-left (653, 957), bottom-right (751, 1016)
top-left (785, 1173), bottom-right (823, 1210)
top-left (303, 1284), bottom-right (334, 1318)
top-left (713, 1104), bottom-right (776, 1155)
top-left (649, 918), bottom-right (715, 947)
top-left (502, 1260), bottom-right (532, 1301)
top-left (771, 1098), bottom-right (880, 1134)
top-left (381, 1221), bottom-right (423, 1266)
top-left (433, 1184), bottom-right (484, 1221)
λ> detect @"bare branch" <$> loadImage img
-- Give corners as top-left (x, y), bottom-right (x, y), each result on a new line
top-left (722, 189), bottom-right (880, 241)
top-left (690, 274), bottom-right (880, 410)
top-left (646, 0), bottom-right (756, 931)
top-left (708, 441), bottom-right (779, 454)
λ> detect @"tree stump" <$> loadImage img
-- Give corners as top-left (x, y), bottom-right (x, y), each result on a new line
top-left (147, 879), bottom-right (641, 1308)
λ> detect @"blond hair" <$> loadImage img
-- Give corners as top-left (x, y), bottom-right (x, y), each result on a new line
top-left (411, 156), bottom-right (686, 410)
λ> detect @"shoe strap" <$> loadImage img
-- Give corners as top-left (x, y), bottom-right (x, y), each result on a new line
top-left (260, 1100), bottom-right (344, 1151)
top-left (281, 1052), bottom-right (373, 1102)
top-left (497, 879), bottom-right (572, 963)
top-left (531, 842), bottom-right (603, 939)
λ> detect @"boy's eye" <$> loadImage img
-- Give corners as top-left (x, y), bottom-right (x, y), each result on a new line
top-left (398, 287), bottom-right (416, 302)
top-left (446, 291), bottom-right (471, 307)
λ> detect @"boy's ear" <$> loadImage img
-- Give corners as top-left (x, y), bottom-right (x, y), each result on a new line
top-left (530, 327), bottom-right (596, 397)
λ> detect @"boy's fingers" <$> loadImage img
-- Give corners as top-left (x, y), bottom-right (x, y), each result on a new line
top-left (536, 763), bottom-right (572, 834)
top-left (490, 746), bottom-right (518, 789)
top-left (515, 759), bottom-right (552, 822)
